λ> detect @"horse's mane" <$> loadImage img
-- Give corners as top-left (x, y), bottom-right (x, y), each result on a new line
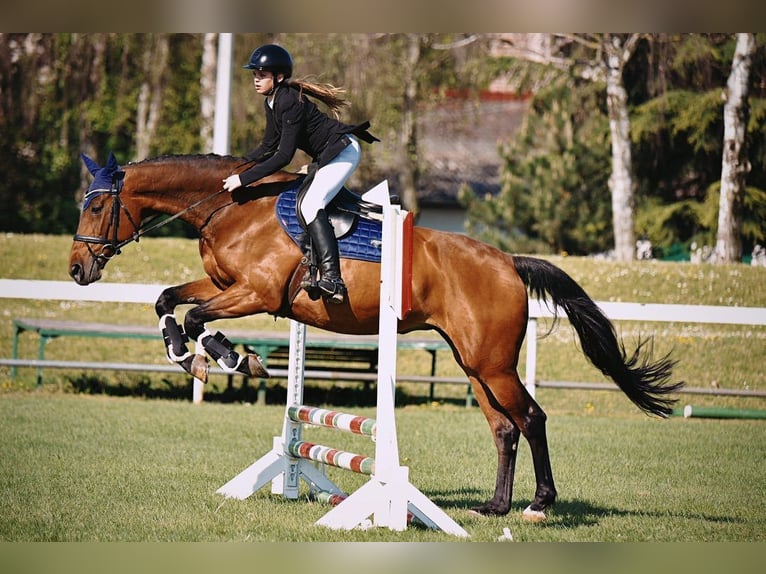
top-left (128, 153), bottom-right (243, 167)
top-left (125, 154), bottom-right (301, 196)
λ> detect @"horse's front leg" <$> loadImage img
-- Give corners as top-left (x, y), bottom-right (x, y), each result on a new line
top-left (155, 278), bottom-right (222, 382)
top-left (181, 283), bottom-right (273, 381)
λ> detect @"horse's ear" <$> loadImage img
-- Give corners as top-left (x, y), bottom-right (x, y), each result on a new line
top-left (105, 152), bottom-right (120, 172)
top-left (81, 153), bottom-right (101, 175)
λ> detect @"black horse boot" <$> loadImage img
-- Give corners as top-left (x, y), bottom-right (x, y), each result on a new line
top-left (306, 209), bottom-right (346, 304)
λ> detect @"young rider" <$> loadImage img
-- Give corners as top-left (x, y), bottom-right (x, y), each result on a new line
top-left (222, 44), bottom-right (379, 304)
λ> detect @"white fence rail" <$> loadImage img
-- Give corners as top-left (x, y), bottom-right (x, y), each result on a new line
top-left (2, 279), bottom-right (765, 398)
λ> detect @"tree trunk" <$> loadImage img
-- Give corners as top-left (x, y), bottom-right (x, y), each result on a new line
top-left (76, 34), bottom-right (106, 193)
top-left (496, 33), bottom-right (641, 260)
top-left (199, 33), bottom-right (217, 153)
top-left (604, 35), bottom-right (638, 262)
top-left (135, 34), bottom-right (169, 160)
top-left (398, 34), bottom-right (422, 218)
top-left (605, 65), bottom-right (636, 261)
top-left (715, 33), bottom-right (755, 263)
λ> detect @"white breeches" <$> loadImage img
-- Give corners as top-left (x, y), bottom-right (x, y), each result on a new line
top-left (299, 136), bottom-right (361, 224)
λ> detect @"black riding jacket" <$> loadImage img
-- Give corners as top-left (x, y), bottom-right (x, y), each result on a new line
top-left (239, 84), bottom-right (378, 187)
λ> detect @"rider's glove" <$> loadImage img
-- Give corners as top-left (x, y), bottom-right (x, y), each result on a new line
top-left (222, 174), bottom-right (242, 192)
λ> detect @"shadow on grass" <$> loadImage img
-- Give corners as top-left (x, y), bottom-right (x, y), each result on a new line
top-left (64, 373), bottom-right (462, 408)
top-left (436, 492), bottom-right (747, 529)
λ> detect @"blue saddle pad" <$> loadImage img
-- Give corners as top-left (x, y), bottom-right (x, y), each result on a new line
top-left (276, 185), bottom-right (383, 263)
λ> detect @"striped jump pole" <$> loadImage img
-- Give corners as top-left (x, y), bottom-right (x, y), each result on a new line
top-left (216, 183), bottom-right (468, 538)
top-left (287, 406), bottom-right (377, 438)
top-left (216, 319), bottom-right (345, 500)
top-left (287, 440), bottom-right (375, 475)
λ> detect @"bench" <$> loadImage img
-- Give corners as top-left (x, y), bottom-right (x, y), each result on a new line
top-left (7, 318), bottom-right (471, 404)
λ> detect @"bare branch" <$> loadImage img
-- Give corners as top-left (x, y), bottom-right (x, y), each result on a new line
top-left (621, 33), bottom-right (645, 64)
top-left (497, 38), bottom-right (573, 72)
top-left (552, 33), bottom-right (601, 52)
top-left (498, 34), bottom-right (606, 82)
top-left (432, 34), bottom-right (480, 50)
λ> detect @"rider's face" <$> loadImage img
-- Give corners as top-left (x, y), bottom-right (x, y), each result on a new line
top-left (252, 70), bottom-right (282, 96)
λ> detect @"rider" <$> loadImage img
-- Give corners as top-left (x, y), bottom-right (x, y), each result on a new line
top-left (222, 44), bottom-right (379, 304)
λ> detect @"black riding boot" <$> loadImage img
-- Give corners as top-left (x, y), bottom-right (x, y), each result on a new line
top-left (306, 209), bottom-right (346, 304)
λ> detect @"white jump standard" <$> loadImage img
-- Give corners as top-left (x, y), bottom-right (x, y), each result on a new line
top-left (216, 195), bottom-right (469, 538)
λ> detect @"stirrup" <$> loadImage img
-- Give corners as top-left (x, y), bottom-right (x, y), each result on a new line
top-left (318, 278), bottom-right (346, 304)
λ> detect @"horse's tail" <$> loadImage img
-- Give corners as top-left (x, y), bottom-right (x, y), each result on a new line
top-left (513, 255), bottom-right (684, 417)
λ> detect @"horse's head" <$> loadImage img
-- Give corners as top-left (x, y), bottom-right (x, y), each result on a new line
top-left (69, 152), bottom-right (140, 285)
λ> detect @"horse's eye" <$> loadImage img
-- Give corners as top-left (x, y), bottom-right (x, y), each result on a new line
top-left (89, 197), bottom-right (107, 215)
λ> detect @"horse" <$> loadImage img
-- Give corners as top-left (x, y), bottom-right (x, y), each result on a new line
top-left (68, 152), bottom-right (683, 522)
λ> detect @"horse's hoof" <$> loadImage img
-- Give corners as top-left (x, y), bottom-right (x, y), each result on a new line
top-left (522, 505), bottom-right (547, 522)
top-left (468, 504), bottom-right (507, 517)
top-left (187, 354), bottom-right (209, 383)
top-left (246, 354), bottom-right (270, 378)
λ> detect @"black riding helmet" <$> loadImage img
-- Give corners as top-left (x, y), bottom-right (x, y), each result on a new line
top-left (243, 44), bottom-right (293, 79)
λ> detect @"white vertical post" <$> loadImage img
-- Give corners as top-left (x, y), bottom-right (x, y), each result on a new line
top-left (373, 204), bottom-right (402, 481)
top-left (277, 320), bottom-right (307, 498)
top-left (315, 198), bottom-right (468, 537)
top-left (213, 33), bottom-right (233, 156)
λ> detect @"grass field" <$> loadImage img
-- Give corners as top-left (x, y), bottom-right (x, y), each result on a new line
top-left (0, 393), bottom-right (764, 542)
top-left (0, 233), bottom-right (765, 543)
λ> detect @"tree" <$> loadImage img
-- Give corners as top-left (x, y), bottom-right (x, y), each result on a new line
top-left (495, 33), bottom-right (643, 260)
top-left (397, 33), bottom-right (425, 218)
top-left (603, 34), bottom-right (643, 261)
top-left (461, 78), bottom-right (611, 254)
top-left (715, 33), bottom-right (756, 262)
top-left (630, 33), bottom-right (765, 258)
top-left (135, 34), bottom-right (169, 160)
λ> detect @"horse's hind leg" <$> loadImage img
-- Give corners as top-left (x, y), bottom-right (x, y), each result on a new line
top-left (467, 380), bottom-right (521, 517)
top-left (470, 372), bottom-right (557, 521)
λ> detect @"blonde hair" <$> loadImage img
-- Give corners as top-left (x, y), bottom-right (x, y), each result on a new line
top-left (286, 77), bottom-right (350, 119)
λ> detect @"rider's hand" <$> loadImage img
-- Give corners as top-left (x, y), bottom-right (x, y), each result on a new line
top-left (222, 174), bottom-right (242, 192)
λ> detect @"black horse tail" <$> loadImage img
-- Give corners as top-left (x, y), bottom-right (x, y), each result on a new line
top-left (513, 255), bottom-right (684, 417)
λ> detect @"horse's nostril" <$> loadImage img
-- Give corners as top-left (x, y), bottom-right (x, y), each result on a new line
top-left (70, 264), bottom-right (81, 280)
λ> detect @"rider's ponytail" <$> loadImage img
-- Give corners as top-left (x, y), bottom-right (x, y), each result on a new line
top-left (286, 78), bottom-right (350, 119)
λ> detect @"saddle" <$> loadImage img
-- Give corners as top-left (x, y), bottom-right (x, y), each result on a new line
top-left (276, 177), bottom-right (396, 264)
top-left (275, 174), bottom-right (397, 307)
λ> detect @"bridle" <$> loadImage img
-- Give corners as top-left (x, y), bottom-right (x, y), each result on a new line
top-left (73, 169), bottom-right (139, 266)
top-left (72, 167), bottom-right (230, 266)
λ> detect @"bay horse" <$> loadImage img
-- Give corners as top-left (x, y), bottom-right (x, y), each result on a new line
top-left (68, 152), bottom-right (682, 521)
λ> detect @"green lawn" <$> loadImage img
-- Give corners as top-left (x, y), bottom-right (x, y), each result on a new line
top-left (0, 393), bottom-right (764, 542)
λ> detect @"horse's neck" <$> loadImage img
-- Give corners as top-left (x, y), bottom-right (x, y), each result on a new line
top-left (127, 161), bottom-right (300, 229)
top-left (129, 169), bottom-right (225, 227)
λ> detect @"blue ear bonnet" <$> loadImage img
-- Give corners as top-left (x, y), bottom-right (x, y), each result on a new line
top-left (81, 152), bottom-right (124, 209)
